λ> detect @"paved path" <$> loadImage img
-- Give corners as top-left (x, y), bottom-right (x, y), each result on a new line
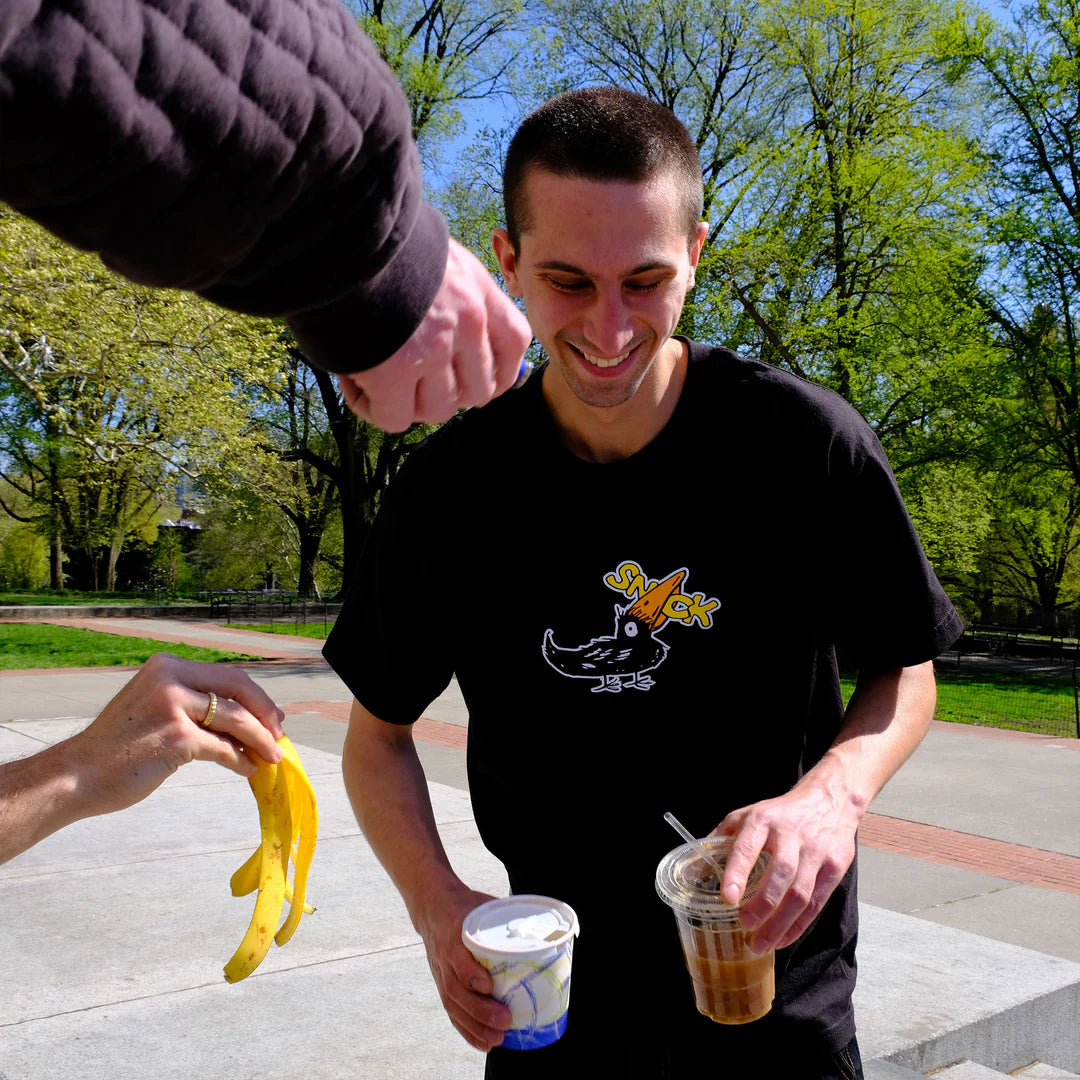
top-left (1, 616), bottom-right (1078, 1077)
top-left (1, 615), bottom-right (327, 661)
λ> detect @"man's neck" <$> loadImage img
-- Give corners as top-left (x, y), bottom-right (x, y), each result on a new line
top-left (542, 338), bottom-right (688, 464)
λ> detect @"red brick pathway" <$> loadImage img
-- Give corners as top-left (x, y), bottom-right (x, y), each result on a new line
top-left (860, 812), bottom-right (1080, 896)
top-left (286, 699), bottom-right (1080, 897)
top-left (284, 699), bottom-right (468, 750)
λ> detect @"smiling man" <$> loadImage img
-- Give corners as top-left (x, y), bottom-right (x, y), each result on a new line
top-left (325, 88), bottom-right (962, 1079)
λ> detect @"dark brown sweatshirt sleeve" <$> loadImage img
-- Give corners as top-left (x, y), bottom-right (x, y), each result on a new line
top-left (0, 0), bottom-right (448, 373)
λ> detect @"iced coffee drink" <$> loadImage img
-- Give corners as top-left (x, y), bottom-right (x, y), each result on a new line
top-left (656, 837), bottom-right (774, 1025)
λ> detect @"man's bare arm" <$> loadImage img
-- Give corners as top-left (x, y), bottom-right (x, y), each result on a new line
top-left (715, 660), bottom-right (937, 953)
top-left (342, 699), bottom-right (511, 1050)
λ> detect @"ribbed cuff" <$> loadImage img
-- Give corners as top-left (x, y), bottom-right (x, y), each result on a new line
top-left (287, 203), bottom-right (449, 374)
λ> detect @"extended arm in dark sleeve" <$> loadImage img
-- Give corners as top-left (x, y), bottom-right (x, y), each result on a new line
top-left (0, 0), bottom-right (447, 372)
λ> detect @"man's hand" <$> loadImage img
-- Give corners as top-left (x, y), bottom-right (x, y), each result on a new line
top-left (68, 652), bottom-right (285, 816)
top-left (712, 662), bottom-right (937, 956)
top-left (414, 886), bottom-right (514, 1053)
top-left (339, 238), bottom-right (532, 432)
top-left (0, 653), bottom-right (286, 866)
top-left (712, 779), bottom-right (858, 956)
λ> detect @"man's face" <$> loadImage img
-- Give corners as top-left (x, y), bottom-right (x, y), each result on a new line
top-left (493, 169), bottom-right (707, 410)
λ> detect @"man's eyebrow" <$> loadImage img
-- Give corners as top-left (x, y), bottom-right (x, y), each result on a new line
top-left (626, 260), bottom-right (676, 276)
top-left (535, 260), bottom-right (587, 273)
top-left (534, 259), bottom-right (676, 275)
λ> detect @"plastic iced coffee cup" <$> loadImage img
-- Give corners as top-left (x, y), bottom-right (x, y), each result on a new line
top-left (461, 895), bottom-right (580, 1051)
top-left (655, 837), bottom-right (774, 1025)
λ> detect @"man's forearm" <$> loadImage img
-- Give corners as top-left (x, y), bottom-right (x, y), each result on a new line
top-left (800, 660), bottom-right (937, 819)
top-left (716, 661), bottom-right (937, 944)
top-left (0, 741), bottom-right (87, 865)
top-left (342, 699), bottom-right (470, 934)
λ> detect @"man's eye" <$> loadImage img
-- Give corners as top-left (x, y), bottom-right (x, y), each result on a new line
top-left (548, 278), bottom-right (588, 292)
top-left (627, 280), bottom-right (662, 293)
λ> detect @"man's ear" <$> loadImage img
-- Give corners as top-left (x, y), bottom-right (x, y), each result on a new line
top-left (492, 228), bottom-right (522, 297)
top-left (687, 220), bottom-right (709, 289)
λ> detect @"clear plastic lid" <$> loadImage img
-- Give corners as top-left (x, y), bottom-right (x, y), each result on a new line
top-left (655, 836), bottom-right (770, 922)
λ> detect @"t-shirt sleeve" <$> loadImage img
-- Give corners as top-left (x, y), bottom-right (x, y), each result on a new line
top-left (0, 0), bottom-right (446, 374)
top-left (322, 454), bottom-right (455, 724)
top-left (821, 411), bottom-right (963, 671)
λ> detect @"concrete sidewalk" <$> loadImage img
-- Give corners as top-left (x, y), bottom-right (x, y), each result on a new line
top-left (1, 617), bottom-right (1078, 1078)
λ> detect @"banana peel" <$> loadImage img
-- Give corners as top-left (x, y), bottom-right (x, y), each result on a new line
top-left (224, 735), bottom-right (318, 983)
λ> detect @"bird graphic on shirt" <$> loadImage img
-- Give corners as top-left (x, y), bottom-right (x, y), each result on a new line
top-left (541, 570), bottom-right (686, 693)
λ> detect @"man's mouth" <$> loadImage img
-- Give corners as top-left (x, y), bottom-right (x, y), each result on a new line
top-left (570, 344), bottom-right (634, 368)
top-left (582, 350), bottom-right (629, 368)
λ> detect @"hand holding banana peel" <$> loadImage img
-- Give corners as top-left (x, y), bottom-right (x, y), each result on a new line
top-left (225, 735), bottom-right (318, 983)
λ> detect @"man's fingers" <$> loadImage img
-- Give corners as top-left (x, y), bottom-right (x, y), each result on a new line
top-left (739, 833), bottom-right (799, 930)
top-left (777, 872), bottom-right (842, 950)
top-left (436, 949), bottom-right (512, 1051)
top-left (338, 373), bottom-right (368, 416)
top-left (446, 953), bottom-right (510, 1028)
top-left (745, 856), bottom-right (818, 953)
top-left (413, 362), bottom-right (461, 425)
top-left (356, 369), bottom-right (418, 432)
top-left (191, 730), bottom-right (259, 778)
top-left (771, 850), bottom-right (852, 951)
top-left (719, 815), bottom-right (766, 906)
top-left (484, 289), bottom-right (532, 395)
top-left (178, 661), bottom-right (283, 739)
top-left (187, 691), bottom-right (282, 764)
top-left (450, 1013), bottom-right (506, 1053)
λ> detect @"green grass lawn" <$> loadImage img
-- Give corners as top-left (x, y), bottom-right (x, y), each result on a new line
top-left (0, 589), bottom-right (207, 606)
top-left (842, 667), bottom-right (1077, 738)
top-left (0, 623), bottom-right (256, 670)
top-left (226, 621), bottom-right (332, 639)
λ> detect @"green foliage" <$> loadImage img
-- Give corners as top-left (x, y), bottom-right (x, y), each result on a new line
top-left (0, 209), bottom-right (289, 590)
top-left (0, 525), bottom-right (47, 589)
top-left (904, 464), bottom-right (993, 582)
top-left (353, 0), bottom-right (524, 160)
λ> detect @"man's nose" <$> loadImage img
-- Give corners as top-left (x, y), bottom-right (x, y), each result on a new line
top-left (582, 289), bottom-right (635, 356)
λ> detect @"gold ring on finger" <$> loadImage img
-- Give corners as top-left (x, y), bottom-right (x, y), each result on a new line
top-left (200, 691), bottom-right (218, 728)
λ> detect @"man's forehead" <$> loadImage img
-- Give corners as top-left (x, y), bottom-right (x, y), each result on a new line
top-left (514, 170), bottom-right (690, 272)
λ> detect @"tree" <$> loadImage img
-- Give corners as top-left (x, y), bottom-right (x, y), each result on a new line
top-left (352, 0), bottom-right (524, 157)
top-left (943, 0), bottom-right (1079, 489)
top-left (0, 209), bottom-right (287, 589)
top-left (205, 346), bottom-right (345, 597)
top-left (536, 0), bottom-right (783, 272)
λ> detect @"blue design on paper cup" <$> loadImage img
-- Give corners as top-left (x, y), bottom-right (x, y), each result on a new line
top-left (501, 1010), bottom-right (568, 1051)
top-left (491, 939), bottom-right (574, 1051)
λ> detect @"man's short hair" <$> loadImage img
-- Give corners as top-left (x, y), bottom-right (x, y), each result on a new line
top-left (503, 86), bottom-right (704, 253)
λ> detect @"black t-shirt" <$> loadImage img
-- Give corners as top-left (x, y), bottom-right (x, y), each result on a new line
top-left (325, 342), bottom-right (962, 1076)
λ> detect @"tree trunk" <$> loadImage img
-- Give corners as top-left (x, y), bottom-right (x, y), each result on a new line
top-left (50, 532), bottom-right (63, 591)
top-left (107, 538), bottom-right (122, 592)
top-left (296, 519), bottom-right (321, 599)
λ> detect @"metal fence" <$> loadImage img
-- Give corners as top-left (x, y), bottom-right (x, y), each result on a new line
top-left (206, 591), bottom-right (342, 634)
top-left (932, 626), bottom-right (1079, 739)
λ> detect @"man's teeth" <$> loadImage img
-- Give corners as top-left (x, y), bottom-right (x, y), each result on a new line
top-left (582, 350), bottom-right (629, 368)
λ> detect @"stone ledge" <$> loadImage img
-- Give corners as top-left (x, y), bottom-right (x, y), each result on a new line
top-left (857, 905), bottom-right (1080, 1075)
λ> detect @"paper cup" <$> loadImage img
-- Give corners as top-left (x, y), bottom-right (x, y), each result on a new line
top-left (462, 894), bottom-right (580, 1051)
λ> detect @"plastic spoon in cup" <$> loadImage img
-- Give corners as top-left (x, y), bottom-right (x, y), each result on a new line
top-left (664, 811), bottom-right (727, 891)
